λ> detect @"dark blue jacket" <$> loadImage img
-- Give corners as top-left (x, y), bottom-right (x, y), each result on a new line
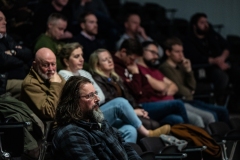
top-left (52, 119), bottom-right (141, 160)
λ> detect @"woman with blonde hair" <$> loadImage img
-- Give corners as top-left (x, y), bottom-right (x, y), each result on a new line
top-left (58, 42), bottom-right (171, 143)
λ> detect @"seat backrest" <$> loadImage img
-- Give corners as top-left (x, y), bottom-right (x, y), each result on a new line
top-left (140, 137), bottom-right (179, 154)
top-left (230, 118), bottom-right (240, 129)
top-left (209, 122), bottom-right (231, 136)
top-left (0, 122), bottom-right (26, 157)
top-left (127, 142), bottom-right (156, 160)
top-left (127, 142), bottom-right (143, 155)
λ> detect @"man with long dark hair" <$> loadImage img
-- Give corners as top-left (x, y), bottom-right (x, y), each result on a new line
top-left (52, 76), bottom-right (141, 159)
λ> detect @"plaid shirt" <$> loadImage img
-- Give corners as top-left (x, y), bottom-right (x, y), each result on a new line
top-left (52, 120), bottom-right (142, 160)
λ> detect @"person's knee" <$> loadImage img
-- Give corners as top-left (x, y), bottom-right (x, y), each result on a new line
top-left (113, 97), bottom-right (132, 110)
top-left (187, 111), bottom-right (205, 128)
top-left (160, 114), bottom-right (184, 125)
top-left (119, 125), bottom-right (137, 143)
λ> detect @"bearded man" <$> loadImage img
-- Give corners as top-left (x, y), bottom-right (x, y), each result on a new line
top-left (183, 13), bottom-right (231, 104)
top-left (21, 47), bottom-right (65, 120)
top-left (52, 76), bottom-right (141, 160)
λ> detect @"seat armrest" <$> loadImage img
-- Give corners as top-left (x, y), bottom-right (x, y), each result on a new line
top-left (183, 146), bottom-right (207, 152)
top-left (155, 153), bottom-right (187, 159)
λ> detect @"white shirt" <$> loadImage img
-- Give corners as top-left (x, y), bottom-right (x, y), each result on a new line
top-left (58, 70), bottom-right (105, 105)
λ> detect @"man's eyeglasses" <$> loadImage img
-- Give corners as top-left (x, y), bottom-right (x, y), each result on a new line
top-left (80, 91), bottom-right (98, 100)
top-left (145, 49), bottom-right (159, 56)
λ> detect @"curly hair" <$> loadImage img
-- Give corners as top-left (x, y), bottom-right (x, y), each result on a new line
top-left (55, 76), bottom-right (91, 126)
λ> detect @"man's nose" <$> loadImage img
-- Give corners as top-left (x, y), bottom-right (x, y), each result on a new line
top-left (48, 64), bottom-right (54, 70)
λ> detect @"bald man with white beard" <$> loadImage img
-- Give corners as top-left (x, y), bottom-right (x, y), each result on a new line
top-left (21, 48), bottom-right (66, 120)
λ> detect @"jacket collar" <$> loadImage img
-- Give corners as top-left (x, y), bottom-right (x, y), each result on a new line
top-left (30, 67), bottom-right (47, 84)
top-left (73, 119), bottom-right (103, 130)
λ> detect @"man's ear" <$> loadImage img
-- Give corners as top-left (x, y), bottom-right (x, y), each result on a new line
top-left (165, 50), bottom-right (171, 57)
top-left (80, 22), bottom-right (85, 30)
top-left (124, 22), bottom-right (128, 29)
top-left (48, 22), bottom-right (52, 30)
top-left (32, 61), bottom-right (37, 69)
top-left (120, 48), bottom-right (127, 57)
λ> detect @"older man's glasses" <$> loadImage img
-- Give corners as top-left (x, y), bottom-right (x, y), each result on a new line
top-left (80, 91), bottom-right (98, 100)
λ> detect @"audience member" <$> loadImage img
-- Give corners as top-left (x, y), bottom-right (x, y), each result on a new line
top-left (0, 0), bottom-right (34, 43)
top-left (71, 12), bottom-right (105, 63)
top-left (116, 14), bottom-right (151, 49)
top-left (58, 42), bottom-right (170, 142)
top-left (0, 10), bottom-right (32, 98)
top-left (52, 76), bottom-right (142, 160)
top-left (113, 39), bottom-right (189, 125)
top-left (34, 13), bottom-right (67, 70)
top-left (160, 37), bottom-right (230, 124)
top-left (183, 13), bottom-right (230, 104)
top-left (21, 48), bottom-right (65, 121)
top-left (116, 13), bottom-right (163, 58)
top-left (31, 0), bottom-right (73, 41)
top-left (69, 0), bottom-right (119, 50)
top-left (70, 0), bottom-right (110, 21)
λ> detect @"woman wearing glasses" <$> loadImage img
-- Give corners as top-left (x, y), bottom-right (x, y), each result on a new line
top-left (58, 42), bottom-right (171, 143)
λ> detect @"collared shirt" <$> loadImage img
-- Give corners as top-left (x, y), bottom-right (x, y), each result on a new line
top-left (81, 31), bottom-right (96, 41)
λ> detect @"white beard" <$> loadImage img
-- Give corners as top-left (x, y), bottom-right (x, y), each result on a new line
top-left (36, 66), bottom-right (55, 80)
top-left (93, 108), bottom-right (104, 123)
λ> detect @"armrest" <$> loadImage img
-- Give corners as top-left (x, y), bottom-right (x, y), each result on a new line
top-left (155, 153), bottom-right (187, 159)
top-left (183, 146), bottom-right (207, 152)
top-left (0, 122), bottom-right (30, 128)
top-left (224, 129), bottom-right (240, 140)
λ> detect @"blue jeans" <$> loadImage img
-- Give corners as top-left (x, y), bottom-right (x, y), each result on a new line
top-left (100, 97), bottom-right (141, 143)
top-left (187, 100), bottom-right (230, 124)
top-left (141, 100), bottom-right (189, 125)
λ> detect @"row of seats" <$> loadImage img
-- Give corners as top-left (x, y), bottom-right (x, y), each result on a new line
top-left (1, 118), bottom-right (240, 159)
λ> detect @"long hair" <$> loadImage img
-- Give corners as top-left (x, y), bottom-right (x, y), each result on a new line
top-left (55, 76), bottom-right (91, 126)
top-left (89, 48), bottom-right (119, 81)
top-left (59, 42), bottom-right (83, 68)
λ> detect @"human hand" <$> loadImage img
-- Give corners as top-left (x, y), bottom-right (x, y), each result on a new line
top-left (137, 26), bottom-right (148, 40)
top-left (81, 0), bottom-right (91, 6)
top-left (49, 72), bottom-right (62, 83)
top-left (218, 62), bottom-right (230, 71)
top-left (181, 58), bottom-right (192, 72)
top-left (5, 50), bottom-right (12, 56)
top-left (15, 45), bottom-right (22, 49)
top-left (127, 63), bottom-right (139, 74)
top-left (60, 31), bottom-right (73, 39)
top-left (134, 109), bottom-right (149, 119)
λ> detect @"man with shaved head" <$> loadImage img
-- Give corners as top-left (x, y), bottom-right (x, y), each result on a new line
top-left (21, 48), bottom-right (65, 120)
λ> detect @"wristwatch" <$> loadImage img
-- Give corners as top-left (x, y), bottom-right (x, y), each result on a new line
top-left (10, 49), bottom-right (16, 56)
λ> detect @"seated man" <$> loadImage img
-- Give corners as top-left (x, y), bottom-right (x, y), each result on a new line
top-left (71, 12), bottom-right (105, 63)
top-left (34, 13), bottom-right (68, 70)
top-left (159, 37), bottom-right (229, 124)
top-left (52, 76), bottom-right (142, 160)
top-left (183, 13), bottom-right (230, 104)
top-left (0, 10), bottom-right (33, 98)
top-left (116, 13), bottom-right (163, 57)
top-left (21, 48), bottom-right (65, 121)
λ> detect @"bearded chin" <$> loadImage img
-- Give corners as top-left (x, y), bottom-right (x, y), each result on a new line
top-left (93, 108), bottom-right (105, 123)
top-left (196, 27), bottom-right (209, 36)
top-left (143, 58), bottom-right (160, 68)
